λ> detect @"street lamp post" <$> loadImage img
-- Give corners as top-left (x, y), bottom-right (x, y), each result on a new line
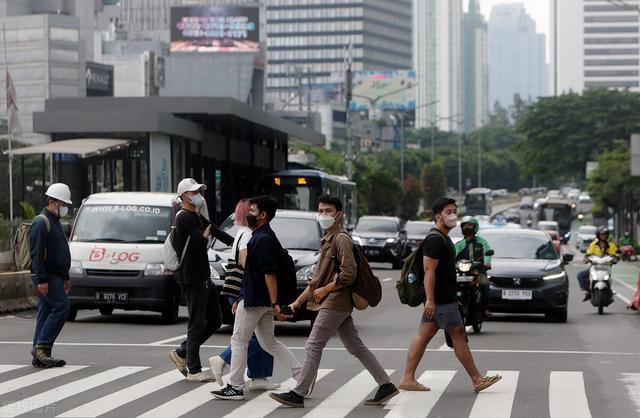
top-left (400, 115), bottom-right (405, 182)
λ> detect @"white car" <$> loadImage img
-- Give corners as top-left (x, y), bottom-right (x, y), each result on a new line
top-left (576, 225), bottom-right (597, 252)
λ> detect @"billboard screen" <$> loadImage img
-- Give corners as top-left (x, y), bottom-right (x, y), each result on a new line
top-left (350, 70), bottom-right (416, 111)
top-left (170, 6), bottom-right (259, 53)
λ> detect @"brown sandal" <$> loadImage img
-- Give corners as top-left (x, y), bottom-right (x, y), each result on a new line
top-left (474, 375), bottom-right (502, 393)
top-left (398, 382), bottom-right (431, 392)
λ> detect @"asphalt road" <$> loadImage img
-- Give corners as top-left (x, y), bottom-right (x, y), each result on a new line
top-left (1, 252), bottom-right (639, 418)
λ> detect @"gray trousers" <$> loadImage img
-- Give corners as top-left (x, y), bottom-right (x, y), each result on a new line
top-left (293, 309), bottom-right (390, 397)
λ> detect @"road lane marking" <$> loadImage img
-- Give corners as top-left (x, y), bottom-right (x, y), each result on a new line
top-left (384, 370), bottom-right (456, 418)
top-left (0, 342), bottom-right (639, 356)
top-left (57, 370), bottom-right (184, 417)
top-left (137, 373), bottom-right (230, 418)
top-left (0, 366), bottom-right (146, 418)
top-left (303, 369), bottom-right (394, 418)
top-left (0, 365), bottom-right (25, 375)
top-left (549, 371), bottom-right (592, 418)
top-left (468, 370), bottom-right (518, 418)
top-left (222, 369), bottom-right (332, 418)
top-left (383, 278), bottom-right (394, 282)
top-left (613, 276), bottom-right (638, 293)
top-left (620, 373), bottom-right (640, 415)
top-left (0, 365), bottom-right (87, 397)
top-left (615, 292), bottom-right (632, 306)
top-left (148, 334), bottom-right (187, 346)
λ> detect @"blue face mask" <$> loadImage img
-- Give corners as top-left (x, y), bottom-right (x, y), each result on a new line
top-left (189, 193), bottom-right (204, 208)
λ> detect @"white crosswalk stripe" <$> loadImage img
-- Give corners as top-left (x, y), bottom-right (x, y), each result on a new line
top-left (0, 366), bottom-right (146, 417)
top-left (57, 370), bottom-right (184, 417)
top-left (384, 370), bottom-right (456, 418)
top-left (303, 369), bottom-right (394, 418)
top-left (0, 364), bottom-right (638, 417)
top-left (549, 371), bottom-right (592, 418)
top-left (468, 371), bottom-right (519, 418)
top-left (221, 369), bottom-right (333, 418)
top-left (620, 373), bottom-right (640, 415)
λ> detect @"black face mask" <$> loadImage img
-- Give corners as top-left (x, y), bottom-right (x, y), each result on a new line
top-left (246, 213), bottom-right (259, 228)
top-left (463, 227), bottom-right (475, 236)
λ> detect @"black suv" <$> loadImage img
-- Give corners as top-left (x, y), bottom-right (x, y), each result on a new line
top-left (352, 216), bottom-right (408, 269)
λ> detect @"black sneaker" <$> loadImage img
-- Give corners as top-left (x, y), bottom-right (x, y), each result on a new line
top-left (582, 292), bottom-right (591, 302)
top-left (269, 391), bottom-right (304, 408)
top-left (364, 383), bottom-right (399, 405)
top-left (211, 384), bottom-right (244, 400)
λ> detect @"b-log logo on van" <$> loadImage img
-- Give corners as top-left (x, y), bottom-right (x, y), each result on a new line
top-left (90, 248), bottom-right (140, 264)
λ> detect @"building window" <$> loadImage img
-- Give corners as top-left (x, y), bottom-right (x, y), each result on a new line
top-left (584, 26), bottom-right (639, 34)
top-left (585, 58), bottom-right (640, 66)
top-left (585, 69), bottom-right (639, 77)
top-left (585, 80), bottom-right (639, 88)
top-left (584, 48), bottom-right (640, 55)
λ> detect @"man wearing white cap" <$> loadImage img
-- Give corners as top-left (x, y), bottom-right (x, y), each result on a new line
top-left (169, 178), bottom-right (234, 382)
top-left (30, 183), bottom-right (73, 368)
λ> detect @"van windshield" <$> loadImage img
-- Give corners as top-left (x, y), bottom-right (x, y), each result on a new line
top-left (72, 205), bottom-right (173, 243)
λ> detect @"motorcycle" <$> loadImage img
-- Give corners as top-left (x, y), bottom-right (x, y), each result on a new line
top-left (587, 255), bottom-right (616, 314)
top-left (619, 245), bottom-right (635, 261)
top-left (454, 249), bottom-right (494, 333)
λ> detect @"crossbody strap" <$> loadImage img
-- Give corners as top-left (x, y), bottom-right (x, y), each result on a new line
top-left (175, 210), bottom-right (191, 265)
top-left (234, 232), bottom-right (245, 262)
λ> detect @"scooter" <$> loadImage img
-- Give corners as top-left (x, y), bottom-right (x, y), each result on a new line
top-left (588, 255), bottom-right (616, 314)
top-left (454, 249), bottom-right (494, 333)
top-left (619, 245), bottom-right (635, 261)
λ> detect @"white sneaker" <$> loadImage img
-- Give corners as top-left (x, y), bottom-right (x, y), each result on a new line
top-left (208, 355), bottom-right (228, 387)
top-left (248, 378), bottom-right (281, 391)
top-left (186, 370), bottom-right (216, 383)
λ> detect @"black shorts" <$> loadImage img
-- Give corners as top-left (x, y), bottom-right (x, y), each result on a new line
top-left (421, 303), bottom-right (464, 330)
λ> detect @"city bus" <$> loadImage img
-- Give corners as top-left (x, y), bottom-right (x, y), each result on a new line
top-left (262, 169), bottom-right (357, 227)
top-left (536, 198), bottom-right (573, 243)
top-left (464, 188), bottom-right (493, 216)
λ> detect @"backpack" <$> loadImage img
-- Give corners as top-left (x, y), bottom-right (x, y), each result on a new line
top-left (396, 229), bottom-right (447, 307)
top-left (276, 244), bottom-right (298, 306)
top-left (163, 211), bottom-right (190, 272)
top-left (333, 232), bottom-right (383, 310)
top-left (14, 214), bottom-right (51, 271)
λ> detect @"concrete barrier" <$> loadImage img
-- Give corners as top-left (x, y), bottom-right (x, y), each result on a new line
top-left (0, 271), bottom-right (37, 313)
top-left (0, 251), bottom-right (14, 272)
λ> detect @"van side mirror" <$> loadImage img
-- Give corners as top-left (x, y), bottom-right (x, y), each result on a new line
top-left (485, 249), bottom-right (494, 256)
top-left (563, 253), bottom-right (574, 264)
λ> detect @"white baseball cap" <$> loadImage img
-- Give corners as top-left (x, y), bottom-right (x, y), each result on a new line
top-left (176, 178), bottom-right (207, 196)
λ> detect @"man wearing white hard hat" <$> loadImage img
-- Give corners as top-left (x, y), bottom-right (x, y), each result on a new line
top-left (168, 178), bottom-right (234, 382)
top-left (29, 183), bottom-right (73, 368)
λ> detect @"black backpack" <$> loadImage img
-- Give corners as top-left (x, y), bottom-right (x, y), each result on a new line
top-left (268, 230), bottom-right (297, 306)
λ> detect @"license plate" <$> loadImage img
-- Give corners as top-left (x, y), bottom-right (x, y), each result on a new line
top-left (95, 292), bottom-right (128, 304)
top-left (365, 249), bottom-right (380, 256)
top-left (457, 276), bottom-right (473, 283)
top-left (501, 289), bottom-right (532, 300)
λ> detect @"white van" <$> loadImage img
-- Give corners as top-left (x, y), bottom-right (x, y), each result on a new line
top-left (67, 192), bottom-right (192, 323)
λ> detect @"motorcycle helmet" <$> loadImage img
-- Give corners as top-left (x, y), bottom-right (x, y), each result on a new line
top-left (596, 226), bottom-right (609, 240)
top-left (460, 216), bottom-right (479, 235)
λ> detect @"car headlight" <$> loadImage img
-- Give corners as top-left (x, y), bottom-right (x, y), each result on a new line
top-left (70, 260), bottom-right (83, 275)
top-left (543, 271), bottom-right (566, 281)
top-left (352, 236), bottom-right (363, 246)
top-left (209, 263), bottom-right (221, 280)
top-left (386, 238), bottom-right (396, 243)
top-left (296, 264), bottom-right (316, 282)
top-left (144, 263), bottom-right (172, 276)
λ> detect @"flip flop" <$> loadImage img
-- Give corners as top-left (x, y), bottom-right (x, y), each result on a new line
top-left (398, 382), bottom-right (431, 392)
top-left (474, 375), bottom-right (502, 393)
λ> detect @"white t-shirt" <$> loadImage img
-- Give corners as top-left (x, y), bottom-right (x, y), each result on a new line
top-left (230, 226), bottom-right (252, 261)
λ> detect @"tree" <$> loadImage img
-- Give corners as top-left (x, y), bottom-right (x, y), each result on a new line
top-left (516, 89), bottom-right (640, 183)
top-left (305, 146), bottom-right (346, 176)
top-left (422, 163), bottom-right (447, 212)
top-left (357, 168), bottom-right (401, 216)
top-left (398, 175), bottom-right (422, 220)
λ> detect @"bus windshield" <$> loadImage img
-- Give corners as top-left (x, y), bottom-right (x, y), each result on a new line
top-left (465, 194), bottom-right (486, 208)
top-left (540, 204), bottom-right (572, 226)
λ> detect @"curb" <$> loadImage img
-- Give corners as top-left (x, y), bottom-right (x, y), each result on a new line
top-left (0, 271), bottom-right (37, 314)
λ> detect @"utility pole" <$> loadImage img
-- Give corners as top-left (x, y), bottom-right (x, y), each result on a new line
top-left (345, 44), bottom-right (354, 180)
top-left (400, 114), bottom-right (405, 182)
top-left (477, 128), bottom-right (482, 188)
top-left (458, 131), bottom-right (463, 198)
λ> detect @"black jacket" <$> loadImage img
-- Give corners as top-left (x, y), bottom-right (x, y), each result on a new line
top-left (29, 209), bottom-right (71, 284)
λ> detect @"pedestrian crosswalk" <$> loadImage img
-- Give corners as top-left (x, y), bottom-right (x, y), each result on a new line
top-left (0, 364), bottom-right (639, 418)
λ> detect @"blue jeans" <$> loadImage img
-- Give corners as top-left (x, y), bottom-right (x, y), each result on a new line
top-left (33, 276), bottom-right (70, 347)
top-left (577, 269), bottom-right (590, 291)
top-left (220, 296), bottom-right (274, 379)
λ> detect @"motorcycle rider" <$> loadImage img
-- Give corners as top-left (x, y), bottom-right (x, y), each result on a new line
top-left (454, 216), bottom-right (492, 317)
top-left (619, 232), bottom-right (632, 247)
top-left (576, 226), bottom-right (618, 301)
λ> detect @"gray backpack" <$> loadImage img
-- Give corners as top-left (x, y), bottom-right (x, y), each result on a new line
top-left (14, 214), bottom-right (51, 271)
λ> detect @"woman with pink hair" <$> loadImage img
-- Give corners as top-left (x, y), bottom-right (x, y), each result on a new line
top-left (208, 199), bottom-right (279, 391)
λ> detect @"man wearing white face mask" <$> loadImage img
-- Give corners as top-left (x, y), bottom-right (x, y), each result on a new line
top-left (30, 183), bottom-right (73, 368)
top-left (169, 178), bottom-right (234, 382)
top-left (398, 197), bottom-right (501, 394)
top-left (269, 195), bottom-right (398, 409)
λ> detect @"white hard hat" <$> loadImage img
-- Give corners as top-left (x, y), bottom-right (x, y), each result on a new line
top-left (45, 183), bottom-right (72, 205)
top-left (176, 178), bottom-right (207, 196)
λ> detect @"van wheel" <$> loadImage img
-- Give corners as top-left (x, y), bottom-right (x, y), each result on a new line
top-left (162, 294), bottom-right (180, 324)
top-left (99, 307), bottom-right (113, 316)
top-left (67, 307), bottom-right (78, 322)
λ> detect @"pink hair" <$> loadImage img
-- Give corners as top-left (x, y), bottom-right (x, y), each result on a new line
top-left (234, 198), bottom-right (252, 226)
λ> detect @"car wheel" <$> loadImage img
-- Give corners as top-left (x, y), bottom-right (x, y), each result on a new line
top-left (99, 307), bottom-right (113, 316)
top-left (67, 307), bottom-right (78, 322)
top-left (161, 293), bottom-right (180, 324)
top-left (552, 308), bottom-right (567, 323)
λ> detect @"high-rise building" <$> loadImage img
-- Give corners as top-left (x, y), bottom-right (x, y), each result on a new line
top-left (413, 0), bottom-right (463, 131)
top-left (488, 3), bottom-right (548, 109)
top-left (462, 0), bottom-right (489, 132)
top-left (551, 0), bottom-right (639, 95)
top-left (265, 0), bottom-right (413, 111)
